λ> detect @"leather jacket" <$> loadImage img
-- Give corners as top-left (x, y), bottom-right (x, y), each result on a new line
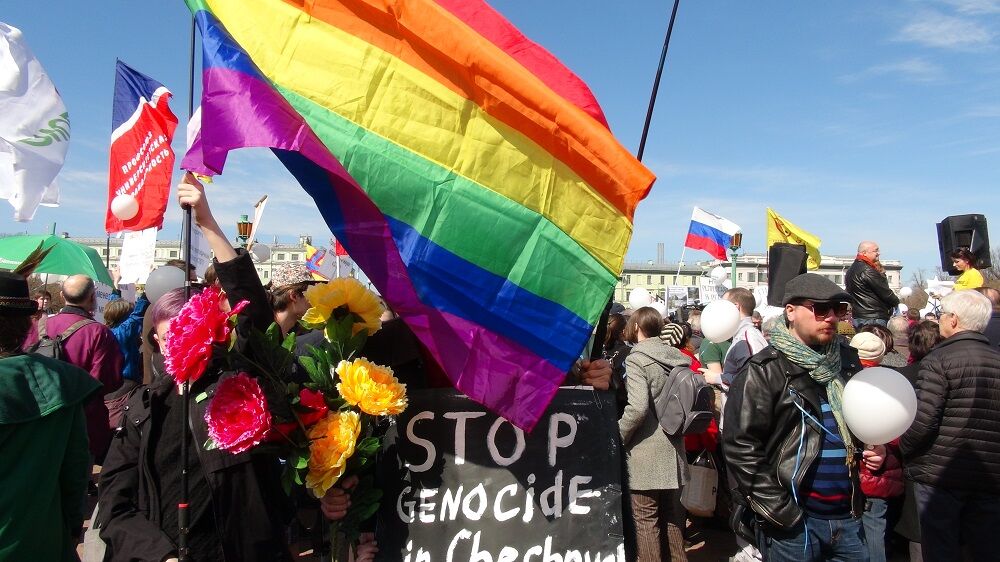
top-left (845, 259), bottom-right (899, 320)
top-left (722, 342), bottom-right (864, 530)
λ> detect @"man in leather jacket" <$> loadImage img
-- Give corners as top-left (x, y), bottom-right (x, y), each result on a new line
top-left (724, 273), bottom-right (885, 561)
top-left (845, 241), bottom-right (899, 329)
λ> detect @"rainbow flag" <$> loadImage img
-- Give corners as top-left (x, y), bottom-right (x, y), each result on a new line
top-left (181, 0), bottom-right (654, 430)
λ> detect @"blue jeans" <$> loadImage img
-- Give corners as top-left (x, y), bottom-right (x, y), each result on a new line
top-left (862, 498), bottom-right (888, 562)
top-left (757, 515), bottom-right (869, 562)
top-left (913, 482), bottom-right (1000, 562)
top-left (852, 318), bottom-right (887, 330)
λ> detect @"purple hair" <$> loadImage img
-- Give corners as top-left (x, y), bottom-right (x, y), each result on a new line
top-left (148, 286), bottom-right (204, 329)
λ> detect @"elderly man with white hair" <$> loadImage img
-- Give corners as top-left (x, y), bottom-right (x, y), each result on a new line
top-left (901, 289), bottom-right (1000, 562)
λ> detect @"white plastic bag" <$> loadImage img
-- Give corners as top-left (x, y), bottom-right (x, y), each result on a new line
top-left (681, 451), bottom-right (718, 517)
top-left (82, 502), bottom-right (106, 562)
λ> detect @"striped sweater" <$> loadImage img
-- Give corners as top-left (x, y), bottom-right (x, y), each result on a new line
top-left (801, 399), bottom-right (852, 519)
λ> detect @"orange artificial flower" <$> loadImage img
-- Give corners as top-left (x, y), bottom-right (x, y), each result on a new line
top-left (306, 410), bottom-right (361, 498)
top-left (335, 358), bottom-right (408, 417)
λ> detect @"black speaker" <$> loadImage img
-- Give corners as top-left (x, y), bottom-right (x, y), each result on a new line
top-left (936, 214), bottom-right (990, 275)
top-left (767, 243), bottom-right (808, 306)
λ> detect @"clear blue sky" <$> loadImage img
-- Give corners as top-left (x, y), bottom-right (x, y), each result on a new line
top-left (2, 1), bottom-right (998, 283)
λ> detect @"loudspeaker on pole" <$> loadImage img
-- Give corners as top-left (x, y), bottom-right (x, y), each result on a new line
top-left (936, 214), bottom-right (990, 275)
top-left (767, 243), bottom-right (809, 307)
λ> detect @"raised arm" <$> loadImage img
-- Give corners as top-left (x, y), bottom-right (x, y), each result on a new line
top-left (176, 173), bottom-right (273, 340)
top-left (176, 172), bottom-right (237, 263)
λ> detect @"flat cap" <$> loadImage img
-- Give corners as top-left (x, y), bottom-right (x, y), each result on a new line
top-left (782, 273), bottom-right (851, 306)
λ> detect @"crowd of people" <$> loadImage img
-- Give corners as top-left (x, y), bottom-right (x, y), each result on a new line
top-left (605, 240), bottom-right (999, 562)
top-left (0, 173), bottom-right (997, 562)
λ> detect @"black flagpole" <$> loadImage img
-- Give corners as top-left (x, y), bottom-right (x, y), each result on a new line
top-left (178, 14), bottom-right (196, 562)
top-left (637, 0), bottom-right (680, 161)
top-left (592, 0), bottom-right (680, 361)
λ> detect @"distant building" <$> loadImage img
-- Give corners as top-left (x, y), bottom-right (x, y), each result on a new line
top-left (71, 235), bottom-right (351, 284)
top-left (616, 253), bottom-right (903, 304)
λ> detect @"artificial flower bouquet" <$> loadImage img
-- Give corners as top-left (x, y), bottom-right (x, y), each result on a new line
top-left (161, 278), bottom-right (407, 557)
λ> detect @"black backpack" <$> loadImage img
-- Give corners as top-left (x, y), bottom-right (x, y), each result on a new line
top-left (653, 365), bottom-right (716, 436)
top-left (28, 317), bottom-right (95, 361)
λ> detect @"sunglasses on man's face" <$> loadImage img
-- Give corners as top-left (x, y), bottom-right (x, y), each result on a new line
top-left (798, 301), bottom-right (850, 319)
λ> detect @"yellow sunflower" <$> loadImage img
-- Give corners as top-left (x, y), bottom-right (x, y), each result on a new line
top-left (335, 358), bottom-right (408, 416)
top-left (305, 410), bottom-right (361, 498)
top-left (301, 278), bottom-right (383, 336)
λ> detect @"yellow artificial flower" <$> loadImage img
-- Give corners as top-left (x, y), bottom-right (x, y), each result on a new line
top-left (305, 410), bottom-right (361, 498)
top-left (302, 277), bottom-right (384, 336)
top-left (335, 358), bottom-right (408, 416)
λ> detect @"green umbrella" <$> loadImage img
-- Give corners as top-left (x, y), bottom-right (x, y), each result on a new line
top-left (0, 234), bottom-right (114, 286)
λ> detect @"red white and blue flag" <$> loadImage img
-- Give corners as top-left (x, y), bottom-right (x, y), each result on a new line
top-left (105, 60), bottom-right (178, 234)
top-left (684, 207), bottom-right (741, 260)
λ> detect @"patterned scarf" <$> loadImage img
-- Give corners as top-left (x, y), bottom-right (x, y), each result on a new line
top-left (770, 319), bottom-right (856, 461)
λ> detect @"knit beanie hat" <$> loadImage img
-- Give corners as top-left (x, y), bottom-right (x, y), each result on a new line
top-left (850, 332), bottom-right (886, 362)
top-left (660, 322), bottom-right (684, 347)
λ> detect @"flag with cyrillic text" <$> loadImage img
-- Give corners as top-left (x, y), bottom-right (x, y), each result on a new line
top-left (105, 60), bottom-right (178, 234)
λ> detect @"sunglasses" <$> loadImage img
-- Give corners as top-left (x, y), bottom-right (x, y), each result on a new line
top-left (797, 301), bottom-right (849, 319)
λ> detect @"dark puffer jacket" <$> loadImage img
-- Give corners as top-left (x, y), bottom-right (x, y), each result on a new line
top-left (901, 331), bottom-right (1000, 493)
top-left (845, 259), bottom-right (899, 320)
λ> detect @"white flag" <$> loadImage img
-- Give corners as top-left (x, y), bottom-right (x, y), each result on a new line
top-left (0, 22), bottom-right (69, 221)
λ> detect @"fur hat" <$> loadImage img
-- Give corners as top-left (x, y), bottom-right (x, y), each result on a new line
top-left (0, 271), bottom-right (38, 316)
top-left (850, 332), bottom-right (886, 362)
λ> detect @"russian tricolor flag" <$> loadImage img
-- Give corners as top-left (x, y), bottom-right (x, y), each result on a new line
top-left (685, 207), bottom-right (741, 260)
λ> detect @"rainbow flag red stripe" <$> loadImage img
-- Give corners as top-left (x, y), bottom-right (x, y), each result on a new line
top-left (181, 0), bottom-right (654, 429)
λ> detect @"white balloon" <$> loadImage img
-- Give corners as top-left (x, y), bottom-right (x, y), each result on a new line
top-left (250, 244), bottom-right (271, 262)
top-left (710, 265), bottom-right (728, 283)
top-left (628, 287), bottom-right (652, 309)
top-left (144, 266), bottom-right (187, 304)
top-left (899, 286), bottom-right (913, 298)
top-left (701, 299), bottom-right (741, 343)
top-left (650, 301), bottom-right (668, 317)
top-left (111, 194), bottom-right (139, 220)
top-left (842, 367), bottom-right (917, 445)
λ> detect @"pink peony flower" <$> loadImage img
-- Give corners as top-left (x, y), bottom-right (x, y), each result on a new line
top-left (163, 285), bottom-right (248, 384)
top-left (205, 373), bottom-right (271, 454)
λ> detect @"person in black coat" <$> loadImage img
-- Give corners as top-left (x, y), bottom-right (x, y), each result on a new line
top-left (900, 290), bottom-right (1000, 562)
top-left (845, 241), bottom-right (899, 328)
top-left (97, 176), bottom-right (294, 562)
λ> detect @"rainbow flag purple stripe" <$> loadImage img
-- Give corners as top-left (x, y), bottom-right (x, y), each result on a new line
top-left (181, 0), bottom-right (653, 429)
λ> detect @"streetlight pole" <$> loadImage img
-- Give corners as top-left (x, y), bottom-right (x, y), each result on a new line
top-left (236, 215), bottom-right (252, 248)
top-left (729, 232), bottom-right (743, 288)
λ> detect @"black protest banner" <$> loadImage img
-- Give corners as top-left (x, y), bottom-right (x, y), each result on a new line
top-left (375, 388), bottom-right (625, 562)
